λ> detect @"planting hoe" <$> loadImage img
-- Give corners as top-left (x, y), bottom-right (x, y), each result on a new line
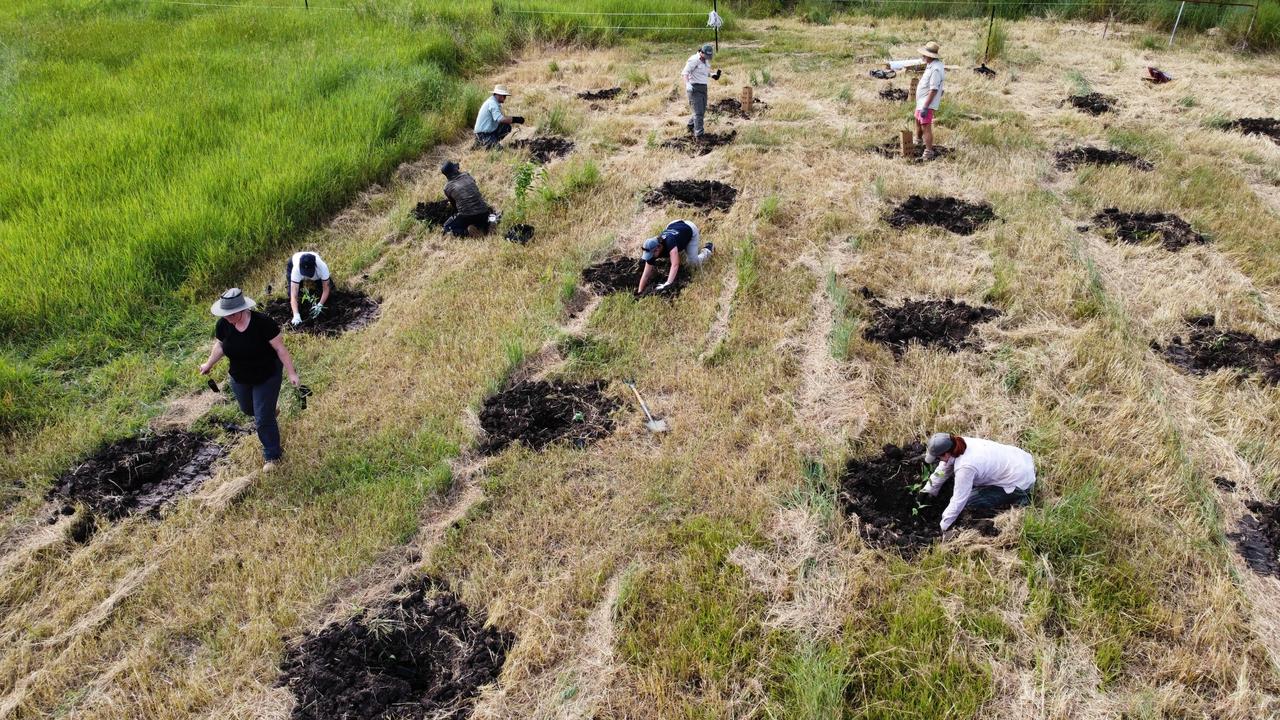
top-left (624, 380), bottom-right (669, 433)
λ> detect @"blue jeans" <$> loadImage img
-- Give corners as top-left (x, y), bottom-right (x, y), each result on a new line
top-left (474, 124), bottom-right (511, 148)
top-left (231, 366), bottom-right (283, 461)
top-left (967, 485), bottom-right (1032, 514)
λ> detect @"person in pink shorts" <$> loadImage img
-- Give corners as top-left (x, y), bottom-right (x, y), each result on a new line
top-left (914, 41), bottom-right (945, 161)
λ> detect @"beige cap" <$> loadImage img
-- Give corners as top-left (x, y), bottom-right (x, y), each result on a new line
top-left (492, 84), bottom-right (511, 96)
top-left (918, 41), bottom-right (941, 59)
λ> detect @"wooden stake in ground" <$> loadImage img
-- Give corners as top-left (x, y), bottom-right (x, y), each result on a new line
top-left (901, 129), bottom-right (913, 158)
top-left (741, 86), bottom-right (753, 117)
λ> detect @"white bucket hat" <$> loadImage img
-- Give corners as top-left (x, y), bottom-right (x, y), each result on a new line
top-left (210, 288), bottom-right (256, 317)
top-left (492, 84), bottom-right (511, 96)
top-left (918, 41), bottom-right (941, 59)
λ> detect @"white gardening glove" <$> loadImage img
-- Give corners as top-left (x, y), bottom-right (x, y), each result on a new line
top-left (291, 312), bottom-right (302, 326)
top-left (655, 282), bottom-right (671, 291)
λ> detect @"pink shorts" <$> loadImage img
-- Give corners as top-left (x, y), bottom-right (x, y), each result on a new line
top-left (914, 108), bottom-right (935, 125)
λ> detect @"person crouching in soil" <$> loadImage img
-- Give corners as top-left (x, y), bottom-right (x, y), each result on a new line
top-left (918, 432), bottom-right (1035, 536)
top-left (914, 41), bottom-right (945, 161)
top-left (200, 288), bottom-right (300, 472)
top-left (440, 160), bottom-right (494, 238)
top-left (637, 219), bottom-right (714, 294)
top-left (285, 250), bottom-right (332, 327)
top-left (473, 84), bottom-right (524, 149)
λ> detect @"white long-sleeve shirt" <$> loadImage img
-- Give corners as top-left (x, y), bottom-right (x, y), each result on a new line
top-left (924, 436), bottom-right (1035, 531)
top-left (682, 52), bottom-right (711, 88)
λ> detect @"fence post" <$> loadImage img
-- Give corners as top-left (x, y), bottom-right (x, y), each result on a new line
top-left (1246, 0), bottom-right (1260, 43)
top-left (713, 0), bottom-right (719, 51)
top-left (1168, 0), bottom-right (1186, 47)
top-left (983, 4), bottom-right (995, 64)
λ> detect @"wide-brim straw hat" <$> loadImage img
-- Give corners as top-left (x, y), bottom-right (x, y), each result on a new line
top-left (211, 288), bottom-right (256, 317)
top-left (492, 84), bottom-right (511, 96)
top-left (918, 41), bottom-right (941, 59)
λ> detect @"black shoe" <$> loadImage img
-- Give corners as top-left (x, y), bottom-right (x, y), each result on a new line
top-left (704, 242), bottom-right (714, 253)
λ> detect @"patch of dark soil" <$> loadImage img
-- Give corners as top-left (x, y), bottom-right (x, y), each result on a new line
top-left (47, 431), bottom-right (225, 520)
top-left (578, 87), bottom-right (622, 101)
top-left (511, 136), bottom-right (575, 164)
top-left (581, 257), bottom-right (686, 298)
top-left (871, 142), bottom-right (953, 160)
top-left (278, 577), bottom-right (514, 720)
top-left (838, 442), bottom-right (1001, 555)
top-left (661, 131), bottom-right (737, 156)
top-left (861, 289), bottom-right (1001, 356)
top-left (262, 288), bottom-right (381, 336)
top-left (643, 180), bottom-right (737, 212)
top-left (1228, 501), bottom-right (1280, 577)
top-left (884, 195), bottom-right (995, 235)
top-left (1152, 316), bottom-right (1280, 383)
top-left (1225, 117), bottom-right (1280, 145)
top-left (1214, 476), bottom-right (1236, 492)
top-left (709, 97), bottom-right (767, 118)
top-left (1092, 208), bottom-right (1207, 251)
top-left (411, 199), bottom-right (453, 226)
top-left (1054, 146), bottom-right (1152, 171)
top-left (504, 224), bottom-right (535, 244)
top-left (1067, 93), bottom-right (1116, 115)
top-left (878, 87), bottom-right (908, 102)
top-left (478, 379), bottom-right (619, 455)
top-left (974, 64), bottom-right (997, 77)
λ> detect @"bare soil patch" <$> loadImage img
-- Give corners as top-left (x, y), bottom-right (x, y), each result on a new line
top-left (1153, 315), bottom-right (1280, 383)
top-left (709, 97), bottom-right (767, 118)
top-left (861, 288), bottom-right (1001, 356)
top-left (511, 136), bottom-right (574, 164)
top-left (1054, 146), bottom-right (1152, 171)
top-left (1229, 501), bottom-right (1280, 578)
top-left (262, 288), bottom-right (381, 336)
top-left (504, 224), bottom-right (534, 244)
top-left (884, 195), bottom-right (995, 235)
top-left (1092, 208), bottom-right (1207, 251)
top-left (278, 577), bottom-right (513, 720)
top-left (581, 257), bottom-right (686, 298)
top-left (871, 142), bottom-right (953, 160)
top-left (1226, 117), bottom-right (1280, 145)
top-left (838, 442), bottom-right (1000, 555)
top-left (577, 87), bottom-right (622, 101)
top-left (644, 180), bottom-right (737, 212)
top-left (1067, 93), bottom-right (1116, 115)
top-left (660, 131), bottom-right (737, 156)
top-left (878, 87), bottom-right (907, 102)
top-left (47, 431), bottom-right (225, 520)
top-left (411, 200), bottom-right (453, 226)
top-left (478, 379), bottom-right (619, 455)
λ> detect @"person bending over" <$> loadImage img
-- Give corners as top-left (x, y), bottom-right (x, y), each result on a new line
top-left (637, 219), bottom-right (713, 294)
top-left (919, 432), bottom-right (1035, 535)
top-left (473, 85), bottom-right (524, 149)
top-left (284, 251), bottom-right (331, 327)
top-left (440, 160), bottom-right (494, 238)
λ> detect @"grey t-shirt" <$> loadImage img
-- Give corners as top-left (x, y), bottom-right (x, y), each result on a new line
top-left (444, 173), bottom-right (490, 216)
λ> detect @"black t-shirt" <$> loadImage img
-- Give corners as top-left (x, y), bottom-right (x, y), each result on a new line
top-left (215, 312), bottom-right (282, 385)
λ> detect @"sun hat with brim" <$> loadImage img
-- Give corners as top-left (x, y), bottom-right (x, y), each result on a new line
top-left (492, 84), bottom-right (511, 96)
top-left (211, 288), bottom-right (256, 317)
top-left (918, 41), bottom-right (941, 59)
top-left (921, 432), bottom-right (955, 463)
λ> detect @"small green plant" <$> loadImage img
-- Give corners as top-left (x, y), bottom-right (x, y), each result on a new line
top-left (1066, 70), bottom-right (1093, 96)
top-left (975, 18), bottom-right (1006, 63)
top-left (1177, 95), bottom-right (1197, 108)
top-left (749, 66), bottom-right (773, 87)
top-left (736, 236), bottom-right (759, 298)
top-left (547, 60), bottom-right (560, 73)
top-left (756, 194), bottom-right (781, 224)
top-left (1138, 34), bottom-right (1163, 50)
top-left (908, 466), bottom-right (932, 517)
top-left (624, 67), bottom-right (650, 88)
top-left (800, 2), bottom-right (831, 24)
top-left (541, 102), bottom-right (573, 136)
top-left (835, 85), bottom-right (853, 104)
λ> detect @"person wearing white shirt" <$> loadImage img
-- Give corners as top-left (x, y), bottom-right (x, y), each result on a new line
top-left (681, 43), bottom-right (721, 139)
top-left (919, 432), bottom-right (1035, 533)
top-left (913, 41), bottom-right (945, 161)
top-left (284, 251), bottom-right (331, 327)
top-left (474, 85), bottom-right (524, 149)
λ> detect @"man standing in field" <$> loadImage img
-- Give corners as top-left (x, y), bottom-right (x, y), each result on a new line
top-left (474, 85), bottom-right (524, 149)
top-left (918, 432), bottom-right (1035, 535)
top-left (440, 160), bottom-right (493, 237)
top-left (914, 41), bottom-right (945, 161)
top-left (636, 219), bottom-right (713, 294)
top-left (285, 251), bottom-right (331, 327)
top-left (681, 43), bottom-right (721, 139)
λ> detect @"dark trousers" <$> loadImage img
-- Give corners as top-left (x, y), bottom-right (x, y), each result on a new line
top-left (474, 124), bottom-right (511, 148)
top-left (686, 83), bottom-right (708, 136)
top-left (443, 212), bottom-right (489, 237)
top-left (231, 366), bottom-right (283, 461)
top-left (967, 485), bottom-right (1032, 514)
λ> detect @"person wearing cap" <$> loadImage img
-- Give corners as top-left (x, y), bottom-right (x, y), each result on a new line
top-left (474, 85), bottom-right (524, 149)
top-left (285, 251), bottom-right (332, 327)
top-left (681, 43), bottom-right (721, 139)
top-left (914, 41), bottom-right (945, 161)
top-left (199, 289), bottom-right (301, 472)
top-left (439, 160), bottom-right (494, 237)
top-left (919, 433), bottom-right (1035, 534)
top-left (636, 219), bottom-right (713, 294)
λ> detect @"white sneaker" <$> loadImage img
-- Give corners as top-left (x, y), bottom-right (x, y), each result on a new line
top-left (262, 461), bottom-right (278, 473)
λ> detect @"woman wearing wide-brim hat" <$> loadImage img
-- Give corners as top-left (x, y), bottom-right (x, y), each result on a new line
top-left (914, 41), bottom-right (946, 161)
top-left (199, 288), bottom-right (300, 471)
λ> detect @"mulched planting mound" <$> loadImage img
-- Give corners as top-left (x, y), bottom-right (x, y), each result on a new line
top-left (411, 200), bottom-right (453, 226)
top-left (511, 136), bottom-right (575, 164)
top-left (643, 180), bottom-right (737, 212)
top-left (1229, 501), bottom-right (1280, 577)
top-left (661, 131), bottom-right (737, 156)
top-left (47, 431), bottom-right (225, 520)
top-left (504, 224), bottom-right (534, 244)
top-left (478, 379), bottom-right (619, 455)
top-left (1067, 93), bottom-right (1116, 115)
top-left (581, 257), bottom-right (687, 298)
top-left (1225, 117), bottom-right (1280, 145)
top-left (884, 195), bottom-right (995, 235)
top-left (1152, 315), bottom-right (1280, 383)
top-left (1054, 146), bottom-right (1153, 171)
top-left (871, 142), bottom-right (953, 160)
top-left (861, 289), bottom-right (1001, 356)
top-left (1092, 208), bottom-right (1207, 251)
top-left (838, 442), bottom-right (1000, 555)
top-left (262, 288), bottom-right (381, 336)
top-left (278, 577), bottom-right (513, 720)
top-left (878, 87), bottom-right (908, 102)
top-left (578, 87), bottom-right (622, 101)
top-left (709, 97), bottom-right (767, 118)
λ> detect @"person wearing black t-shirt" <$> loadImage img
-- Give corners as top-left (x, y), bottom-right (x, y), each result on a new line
top-left (199, 288), bottom-right (300, 471)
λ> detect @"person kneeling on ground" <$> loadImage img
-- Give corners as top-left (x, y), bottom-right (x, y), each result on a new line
top-left (637, 219), bottom-right (713, 294)
top-left (681, 43), bottom-right (721, 139)
top-left (919, 432), bottom-right (1035, 535)
top-left (200, 288), bottom-right (301, 472)
top-left (285, 251), bottom-right (332, 327)
top-left (913, 41), bottom-right (945, 161)
top-left (440, 160), bottom-right (494, 238)
top-left (473, 85), bottom-right (524, 149)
